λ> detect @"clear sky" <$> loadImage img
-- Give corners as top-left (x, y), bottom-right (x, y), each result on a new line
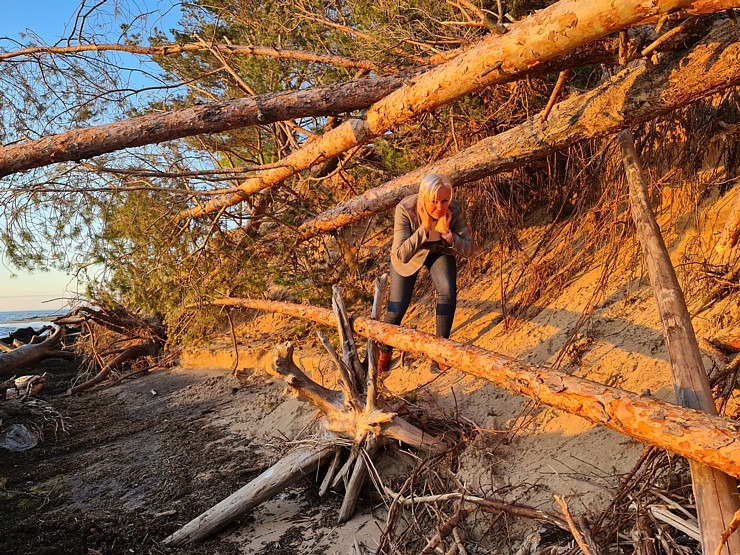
top-left (0, 0), bottom-right (179, 311)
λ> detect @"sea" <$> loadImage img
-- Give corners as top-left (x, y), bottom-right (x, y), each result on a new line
top-left (0, 309), bottom-right (59, 339)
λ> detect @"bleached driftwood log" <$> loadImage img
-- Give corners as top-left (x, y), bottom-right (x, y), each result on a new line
top-left (0, 327), bottom-right (65, 376)
top-left (619, 129), bottom-right (740, 554)
top-left (162, 443), bottom-right (340, 547)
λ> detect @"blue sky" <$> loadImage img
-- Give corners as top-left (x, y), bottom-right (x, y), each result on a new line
top-left (0, 0), bottom-right (179, 311)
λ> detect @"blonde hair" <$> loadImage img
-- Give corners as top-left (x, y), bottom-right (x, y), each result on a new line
top-left (418, 173), bottom-right (453, 203)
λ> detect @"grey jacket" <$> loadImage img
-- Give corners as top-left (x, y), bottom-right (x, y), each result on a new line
top-left (391, 194), bottom-right (474, 277)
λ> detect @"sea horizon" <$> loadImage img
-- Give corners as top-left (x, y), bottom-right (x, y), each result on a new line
top-left (0, 309), bottom-right (62, 338)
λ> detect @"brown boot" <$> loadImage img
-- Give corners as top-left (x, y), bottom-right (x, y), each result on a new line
top-left (377, 350), bottom-right (392, 375)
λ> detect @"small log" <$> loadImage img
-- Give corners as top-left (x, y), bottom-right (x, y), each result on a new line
top-left (619, 129), bottom-right (740, 555)
top-left (162, 443), bottom-right (340, 547)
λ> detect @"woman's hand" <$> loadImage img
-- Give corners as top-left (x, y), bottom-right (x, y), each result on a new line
top-left (435, 210), bottom-right (452, 235)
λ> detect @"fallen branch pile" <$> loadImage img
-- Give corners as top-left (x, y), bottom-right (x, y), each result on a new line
top-left (58, 303), bottom-right (168, 396)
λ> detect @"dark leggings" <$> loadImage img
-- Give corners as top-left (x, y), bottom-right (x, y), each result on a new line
top-left (383, 253), bottom-right (457, 347)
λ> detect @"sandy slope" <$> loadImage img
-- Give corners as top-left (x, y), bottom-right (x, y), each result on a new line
top-left (1, 185), bottom-right (736, 554)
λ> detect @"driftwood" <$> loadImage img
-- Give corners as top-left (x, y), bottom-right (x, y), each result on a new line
top-left (162, 443), bottom-right (340, 547)
top-left (0, 327), bottom-right (65, 376)
top-left (166, 278), bottom-right (449, 546)
top-left (212, 296), bottom-right (740, 479)
top-left (619, 129), bottom-right (740, 554)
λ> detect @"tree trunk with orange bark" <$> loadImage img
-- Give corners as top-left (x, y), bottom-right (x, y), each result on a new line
top-left (180, 0), bottom-right (731, 220)
top-left (212, 296), bottom-right (740, 480)
top-left (298, 17), bottom-right (740, 239)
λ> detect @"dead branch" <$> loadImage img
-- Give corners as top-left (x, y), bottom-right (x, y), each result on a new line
top-left (385, 488), bottom-right (569, 531)
top-left (540, 69), bottom-right (571, 123)
top-left (691, 256), bottom-right (740, 318)
top-left (555, 495), bottom-right (604, 555)
top-left (419, 503), bottom-right (472, 555)
top-left (718, 510), bottom-right (740, 555)
top-left (66, 341), bottom-right (160, 395)
top-left (166, 282), bottom-right (452, 546)
top-left (0, 41), bottom-right (381, 71)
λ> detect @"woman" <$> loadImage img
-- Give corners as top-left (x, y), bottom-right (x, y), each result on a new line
top-left (378, 173), bottom-right (474, 374)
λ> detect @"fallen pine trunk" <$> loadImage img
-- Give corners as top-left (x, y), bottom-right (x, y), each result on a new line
top-left (0, 69), bottom-right (427, 179)
top-left (0, 327), bottom-right (65, 376)
top-left (212, 297), bottom-right (740, 478)
top-left (298, 16), bottom-right (740, 239)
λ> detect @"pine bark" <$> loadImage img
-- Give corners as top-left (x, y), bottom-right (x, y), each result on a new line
top-left (212, 297), bottom-right (740, 479)
top-left (298, 17), bottom-right (740, 239)
top-left (0, 71), bottom-right (423, 178)
top-left (0, 8), bottom-right (722, 181)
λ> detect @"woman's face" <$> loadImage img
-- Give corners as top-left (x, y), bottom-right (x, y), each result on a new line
top-left (423, 186), bottom-right (452, 219)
